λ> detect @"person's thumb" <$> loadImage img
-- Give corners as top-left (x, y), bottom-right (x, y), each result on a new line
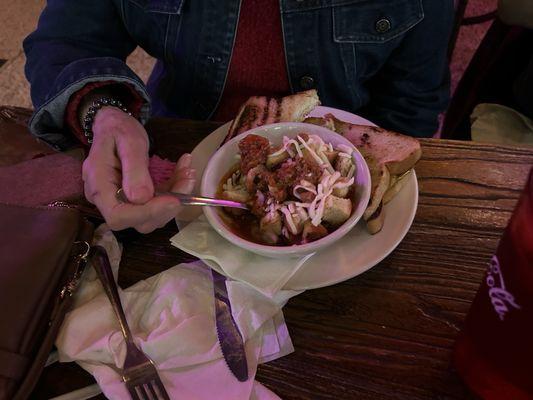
top-left (115, 131), bottom-right (154, 204)
top-left (171, 153), bottom-right (196, 194)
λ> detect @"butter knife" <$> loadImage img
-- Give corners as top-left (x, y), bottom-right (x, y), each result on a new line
top-left (211, 269), bottom-right (248, 382)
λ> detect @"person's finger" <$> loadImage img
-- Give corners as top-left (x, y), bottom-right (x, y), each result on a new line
top-left (159, 153), bottom-right (193, 191)
top-left (84, 156), bottom-right (183, 232)
top-left (84, 162), bottom-right (147, 229)
top-left (115, 131), bottom-right (154, 204)
top-left (106, 196), bottom-right (181, 232)
top-left (84, 182), bottom-right (95, 203)
top-left (176, 153), bottom-right (192, 170)
top-left (171, 169), bottom-right (196, 194)
top-left (134, 199), bottom-right (182, 233)
top-left (113, 196), bottom-right (181, 233)
top-left (82, 132), bottom-right (124, 206)
top-left (165, 153), bottom-right (195, 192)
top-left (86, 167), bottom-right (132, 229)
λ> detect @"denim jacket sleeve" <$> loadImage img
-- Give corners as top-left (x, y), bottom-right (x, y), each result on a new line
top-left (358, 1), bottom-right (453, 137)
top-left (23, 0), bottom-right (150, 150)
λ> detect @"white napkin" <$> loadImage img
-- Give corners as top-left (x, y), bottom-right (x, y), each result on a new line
top-left (171, 216), bottom-right (311, 299)
top-left (55, 225), bottom-right (294, 400)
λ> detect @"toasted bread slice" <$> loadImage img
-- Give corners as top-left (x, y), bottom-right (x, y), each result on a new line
top-left (304, 114), bottom-right (420, 234)
top-left (226, 90), bottom-right (320, 141)
top-left (383, 170), bottom-right (412, 205)
top-left (365, 201), bottom-right (385, 234)
top-left (363, 169), bottom-right (409, 235)
top-left (303, 116), bottom-right (336, 131)
top-left (363, 155), bottom-right (390, 221)
top-left (321, 114), bottom-right (421, 175)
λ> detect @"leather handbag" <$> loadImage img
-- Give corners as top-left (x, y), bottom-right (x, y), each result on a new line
top-left (0, 201), bottom-right (94, 400)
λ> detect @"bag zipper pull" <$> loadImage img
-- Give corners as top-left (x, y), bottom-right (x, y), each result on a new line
top-left (59, 241), bottom-right (91, 299)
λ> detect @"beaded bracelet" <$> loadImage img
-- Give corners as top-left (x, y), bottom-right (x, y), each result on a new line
top-left (82, 97), bottom-right (132, 143)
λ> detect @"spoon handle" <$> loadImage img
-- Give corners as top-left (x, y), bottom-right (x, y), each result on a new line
top-left (116, 188), bottom-right (248, 210)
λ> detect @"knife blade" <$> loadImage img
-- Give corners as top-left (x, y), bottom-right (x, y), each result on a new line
top-left (211, 269), bottom-right (248, 382)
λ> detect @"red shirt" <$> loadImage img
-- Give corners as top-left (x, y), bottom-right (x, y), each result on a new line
top-left (66, 0), bottom-right (290, 144)
top-left (212, 0), bottom-right (290, 122)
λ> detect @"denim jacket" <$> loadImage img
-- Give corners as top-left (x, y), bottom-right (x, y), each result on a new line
top-left (24, 0), bottom-right (453, 149)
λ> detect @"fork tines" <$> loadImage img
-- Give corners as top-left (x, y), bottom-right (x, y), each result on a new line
top-left (126, 374), bottom-right (170, 400)
top-left (123, 354), bottom-right (170, 400)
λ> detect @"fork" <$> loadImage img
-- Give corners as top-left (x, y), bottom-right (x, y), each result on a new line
top-left (91, 245), bottom-right (170, 400)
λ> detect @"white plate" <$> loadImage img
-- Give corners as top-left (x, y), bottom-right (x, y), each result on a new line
top-left (180, 106), bottom-right (418, 290)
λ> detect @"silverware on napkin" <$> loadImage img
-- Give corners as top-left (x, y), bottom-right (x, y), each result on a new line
top-left (209, 131), bottom-right (249, 381)
top-left (91, 245), bottom-right (170, 400)
top-left (211, 269), bottom-right (249, 382)
top-left (116, 188), bottom-right (249, 210)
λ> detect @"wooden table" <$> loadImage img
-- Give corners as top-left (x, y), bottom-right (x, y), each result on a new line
top-left (14, 117), bottom-right (531, 399)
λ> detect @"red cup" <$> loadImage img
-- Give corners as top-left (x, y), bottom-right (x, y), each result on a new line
top-left (453, 168), bottom-right (533, 399)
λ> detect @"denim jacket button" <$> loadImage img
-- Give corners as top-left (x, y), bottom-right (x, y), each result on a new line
top-left (375, 18), bottom-right (392, 34)
top-left (299, 76), bottom-right (315, 90)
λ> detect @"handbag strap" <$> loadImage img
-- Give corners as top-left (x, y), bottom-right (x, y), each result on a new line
top-left (0, 349), bottom-right (30, 380)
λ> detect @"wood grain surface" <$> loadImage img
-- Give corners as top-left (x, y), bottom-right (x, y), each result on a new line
top-left (27, 118), bottom-right (533, 400)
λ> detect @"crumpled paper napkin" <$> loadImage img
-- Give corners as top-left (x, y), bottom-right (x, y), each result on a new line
top-left (55, 225), bottom-right (294, 399)
top-left (171, 216), bottom-right (310, 299)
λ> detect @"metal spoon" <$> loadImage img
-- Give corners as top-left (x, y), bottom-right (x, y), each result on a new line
top-left (116, 188), bottom-right (249, 210)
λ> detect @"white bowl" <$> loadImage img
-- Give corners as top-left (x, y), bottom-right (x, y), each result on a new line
top-left (200, 122), bottom-right (371, 258)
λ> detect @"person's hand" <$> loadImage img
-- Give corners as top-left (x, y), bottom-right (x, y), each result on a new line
top-left (82, 107), bottom-right (195, 233)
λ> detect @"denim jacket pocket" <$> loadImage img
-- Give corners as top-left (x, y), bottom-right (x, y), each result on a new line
top-left (333, 0), bottom-right (423, 43)
top-left (126, 0), bottom-right (184, 14)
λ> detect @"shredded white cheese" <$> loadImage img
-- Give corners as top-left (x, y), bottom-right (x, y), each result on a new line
top-left (318, 152), bottom-right (335, 174)
top-left (282, 137), bottom-right (302, 157)
top-left (297, 135), bottom-right (324, 166)
top-left (279, 201), bottom-right (311, 235)
top-left (265, 197), bottom-right (280, 213)
top-left (308, 134), bottom-right (326, 148)
top-left (280, 205), bottom-right (298, 235)
top-left (293, 180), bottom-right (317, 200)
top-left (300, 170), bottom-right (348, 226)
top-left (297, 206), bottom-right (308, 220)
top-left (268, 146), bottom-right (286, 158)
top-left (223, 171), bottom-right (242, 191)
top-left (239, 134), bottom-right (357, 232)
